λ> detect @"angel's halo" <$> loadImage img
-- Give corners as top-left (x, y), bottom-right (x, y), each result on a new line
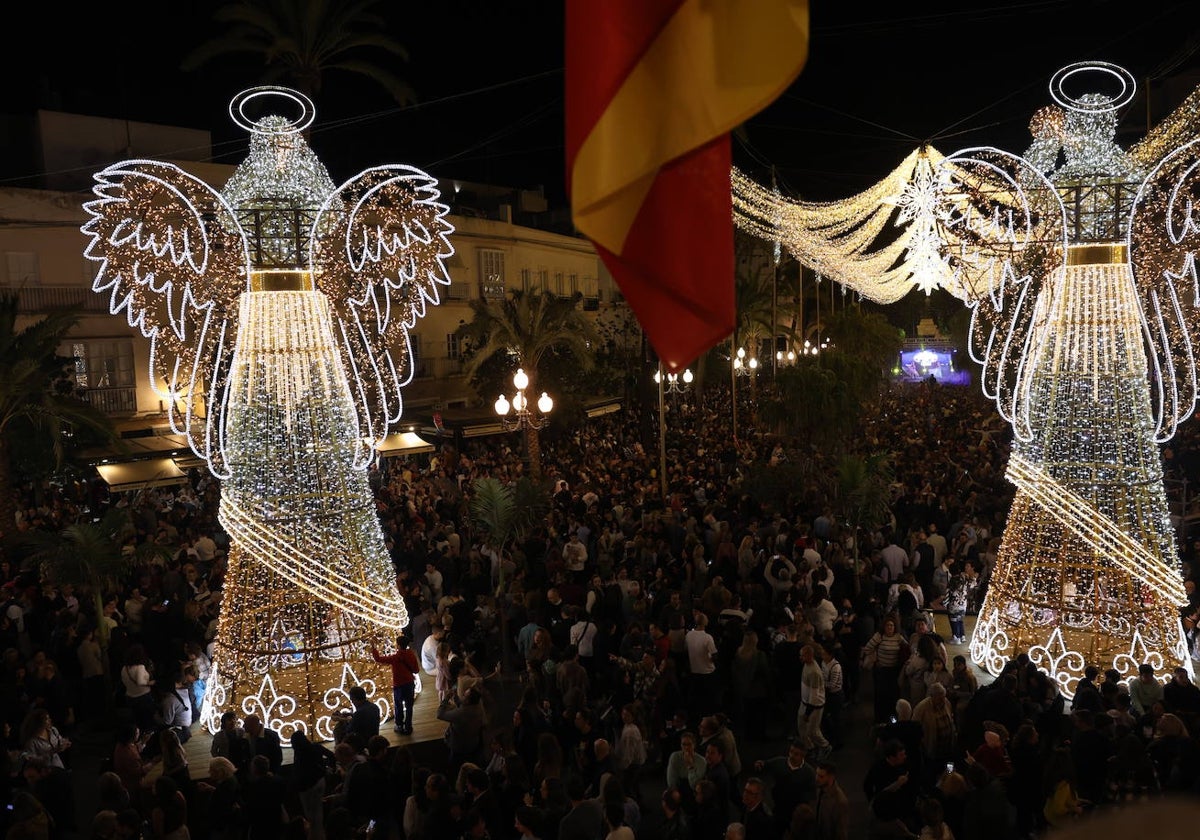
top-left (229, 86), bottom-right (316, 136)
top-left (1049, 61), bottom-right (1136, 115)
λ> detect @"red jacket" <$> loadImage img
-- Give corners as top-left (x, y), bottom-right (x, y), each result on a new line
top-left (371, 647), bottom-right (419, 686)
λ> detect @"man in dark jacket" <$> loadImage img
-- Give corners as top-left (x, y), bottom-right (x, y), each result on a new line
top-left (558, 774), bottom-right (605, 840)
top-left (437, 688), bottom-right (485, 776)
top-left (344, 685), bottom-right (380, 742)
top-left (243, 714), bottom-right (283, 773)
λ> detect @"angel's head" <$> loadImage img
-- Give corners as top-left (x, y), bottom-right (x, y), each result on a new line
top-left (1028, 106), bottom-right (1065, 142)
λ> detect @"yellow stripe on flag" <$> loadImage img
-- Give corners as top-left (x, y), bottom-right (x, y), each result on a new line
top-left (571, 0), bottom-right (808, 254)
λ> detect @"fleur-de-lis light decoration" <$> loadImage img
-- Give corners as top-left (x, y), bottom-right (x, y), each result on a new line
top-left (81, 87), bottom-right (453, 737)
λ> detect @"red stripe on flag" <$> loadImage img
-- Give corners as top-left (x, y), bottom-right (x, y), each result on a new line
top-left (563, 1), bottom-right (683, 191)
top-left (597, 136), bottom-right (734, 371)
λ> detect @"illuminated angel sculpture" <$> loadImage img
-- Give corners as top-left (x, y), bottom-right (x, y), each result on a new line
top-left (734, 62), bottom-right (1200, 695)
top-left (81, 88), bottom-right (453, 736)
top-left (959, 62), bottom-right (1198, 695)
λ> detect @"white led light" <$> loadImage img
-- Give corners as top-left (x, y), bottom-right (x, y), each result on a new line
top-left (1049, 61), bottom-right (1136, 114)
top-left (82, 87), bottom-right (450, 737)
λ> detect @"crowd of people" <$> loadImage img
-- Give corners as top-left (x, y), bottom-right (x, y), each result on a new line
top-left (0, 377), bottom-right (1199, 840)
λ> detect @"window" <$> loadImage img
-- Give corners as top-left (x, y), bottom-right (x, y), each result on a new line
top-left (72, 340), bottom-right (134, 388)
top-left (5, 252), bottom-right (39, 286)
top-left (409, 337), bottom-right (429, 378)
top-left (446, 332), bottom-right (462, 360)
top-left (554, 272), bottom-right (565, 296)
top-left (479, 248), bottom-right (506, 299)
top-left (537, 269), bottom-right (549, 290)
top-left (520, 268), bottom-right (532, 291)
top-left (568, 273), bottom-right (579, 296)
top-left (444, 275), bottom-right (467, 301)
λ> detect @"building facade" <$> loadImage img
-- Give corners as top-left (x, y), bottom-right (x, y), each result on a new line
top-left (0, 111), bottom-right (623, 440)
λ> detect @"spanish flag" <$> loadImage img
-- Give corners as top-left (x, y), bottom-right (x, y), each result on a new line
top-left (566, 1), bottom-right (808, 372)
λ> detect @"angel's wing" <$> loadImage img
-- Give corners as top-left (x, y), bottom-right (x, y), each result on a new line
top-left (936, 147), bottom-right (1067, 442)
top-left (309, 165), bottom-right (455, 467)
top-left (1129, 136), bottom-right (1200, 442)
top-left (81, 160), bottom-right (251, 477)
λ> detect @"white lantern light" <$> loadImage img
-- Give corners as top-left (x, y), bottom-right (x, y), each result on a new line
top-left (513, 368), bottom-right (529, 391)
top-left (495, 395), bottom-right (510, 416)
top-left (538, 392), bottom-right (554, 414)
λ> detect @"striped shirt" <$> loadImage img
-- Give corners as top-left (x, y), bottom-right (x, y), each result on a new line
top-left (864, 632), bottom-right (906, 668)
top-left (822, 658), bottom-right (844, 695)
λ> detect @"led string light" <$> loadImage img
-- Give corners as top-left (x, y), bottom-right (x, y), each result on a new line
top-left (1006, 453), bottom-right (1185, 603)
top-left (964, 63), bottom-right (1198, 695)
top-left (734, 61), bottom-right (1200, 693)
top-left (81, 87), bottom-right (451, 736)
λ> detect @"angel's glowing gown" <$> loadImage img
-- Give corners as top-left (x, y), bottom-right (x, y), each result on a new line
top-left (970, 103), bottom-right (1193, 696)
top-left (206, 281), bottom-right (407, 739)
top-left (199, 129), bottom-right (410, 738)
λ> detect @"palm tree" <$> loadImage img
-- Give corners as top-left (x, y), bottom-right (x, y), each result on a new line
top-left (458, 288), bottom-right (598, 481)
top-left (23, 508), bottom-right (134, 658)
top-left (0, 294), bottom-right (114, 529)
top-left (181, 0), bottom-right (415, 105)
top-left (468, 476), bottom-right (547, 675)
top-left (822, 308), bottom-right (904, 373)
top-left (836, 452), bottom-right (895, 594)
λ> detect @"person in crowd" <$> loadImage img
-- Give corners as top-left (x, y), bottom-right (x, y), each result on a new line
top-left (243, 713), bottom-right (283, 774)
top-left (0, 375), bottom-right (1099, 840)
top-left (371, 634), bottom-right (421, 735)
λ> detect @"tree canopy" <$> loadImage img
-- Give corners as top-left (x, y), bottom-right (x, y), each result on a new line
top-left (0, 294), bottom-right (114, 529)
top-left (182, 0), bottom-right (415, 104)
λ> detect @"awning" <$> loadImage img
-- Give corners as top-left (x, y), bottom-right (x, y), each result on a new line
top-left (374, 431), bottom-right (436, 457)
top-left (462, 423), bottom-right (508, 438)
top-left (585, 399), bottom-right (622, 418)
top-left (95, 458), bottom-right (188, 492)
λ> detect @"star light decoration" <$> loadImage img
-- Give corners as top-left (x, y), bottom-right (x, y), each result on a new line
top-left (81, 87), bottom-right (451, 737)
top-left (737, 61), bottom-right (1200, 694)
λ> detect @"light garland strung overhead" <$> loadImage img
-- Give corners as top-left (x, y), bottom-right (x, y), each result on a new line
top-left (733, 145), bottom-right (1046, 303)
top-left (81, 86), bottom-right (453, 737)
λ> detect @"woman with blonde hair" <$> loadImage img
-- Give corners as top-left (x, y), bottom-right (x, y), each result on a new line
top-left (203, 757), bottom-right (240, 840)
top-left (19, 708), bottom-right (71, 770)
top-left (1148, 712), bottom-right (1194, 791)
top-left (612, 703), bottom-right (648, 801)
top-left (736, 535), bottom-right (758, 583)
top-left (729, 630), bottom-right (771, 740)
top-left (435, 641), bottom-right (455, 701)
top-left (533, 731), bottom-right (563, 786)
top-left (159, 727), bottom-right (192, 796)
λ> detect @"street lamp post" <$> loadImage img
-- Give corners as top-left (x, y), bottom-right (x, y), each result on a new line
top-left (494, 368), bottom-right (553, 479)
top-left (653, 364), bottom-right (693, 502)
top-left (732, 345), bottom-right (755, 443)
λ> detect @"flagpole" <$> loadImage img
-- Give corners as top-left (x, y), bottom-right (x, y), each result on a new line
top-left (658, 362), bottom-right (668, 503)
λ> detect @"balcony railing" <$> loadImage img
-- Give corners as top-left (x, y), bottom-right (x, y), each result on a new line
top-left (83, 386), bottom-right (138, 415)
top-left (11, 286), bottom-right (109, 314)
top-left (411, 357), bottom-right (467, 380)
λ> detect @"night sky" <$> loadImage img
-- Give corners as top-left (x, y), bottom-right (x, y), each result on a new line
top-left (3, 0), bottom-right (1200, 206)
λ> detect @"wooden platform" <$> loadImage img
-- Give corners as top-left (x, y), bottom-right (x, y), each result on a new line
top-left (172, 674), bottom-right (446, 780)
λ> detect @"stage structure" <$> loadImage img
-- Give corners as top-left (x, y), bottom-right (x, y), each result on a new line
top-left (82, 88), bottom-right (452, 736)
top-left (735, 62), bottom-right (1200, 695)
